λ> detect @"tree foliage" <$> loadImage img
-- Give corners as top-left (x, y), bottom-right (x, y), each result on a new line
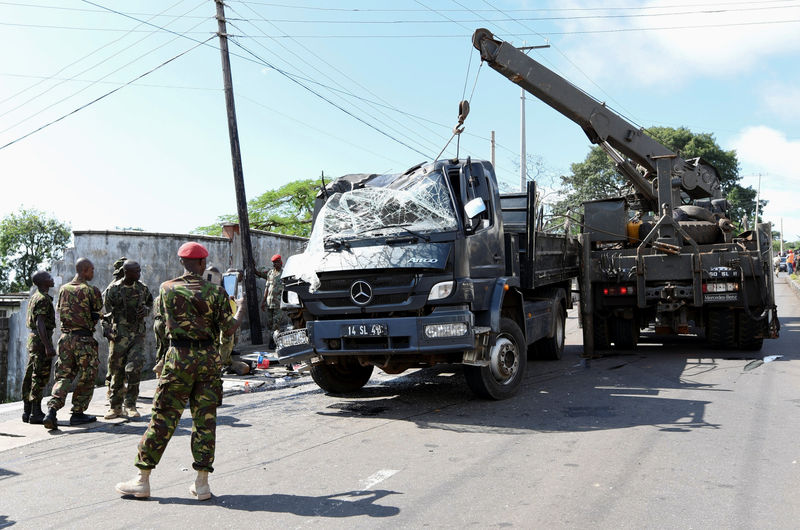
top-left (554, 126), bottom-right (745, 220)
top-left (725, 184), bottom-right (767, 232)
top-left (0, 208), bottom-right (71, 292)
top-left (195, 179), bottom-right (319, 237)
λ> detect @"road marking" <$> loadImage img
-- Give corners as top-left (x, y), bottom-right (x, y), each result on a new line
top-left (358, 469), bottom-right (399, 491)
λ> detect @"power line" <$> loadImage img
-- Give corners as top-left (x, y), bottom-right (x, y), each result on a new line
top-left (228, 0), bottom-right (800, 13)
top-left (231, 17), bottom-right (800, 37)
top-left (0, 37), bottom-right (212, 152)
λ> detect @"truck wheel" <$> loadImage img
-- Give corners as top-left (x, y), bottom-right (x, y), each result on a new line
top-left (310, 359), bottom-right (374, 394)
top-left (533, 305), bottom-right (566, 360)
top-left (465, 317), bottom-right (527, 400)
top-left (707, 310), bottom-right (736, 349)
top-left (737, 311), bottom-right (764, 351)
top-left (591, 315), bottom-right (610, 351)
top-left (610, 317), bottom-right (637, 350)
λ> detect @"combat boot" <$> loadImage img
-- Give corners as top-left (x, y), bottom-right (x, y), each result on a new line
top-left (115, 469), bottom-right (151, 498)
top-left (69, 412), bottom-right (97, 426)
top-left (189, 470), bottom-right (212, 501)
top-left (43, 407), bottom-right (58, 430)
top-left (22, 400), bottom-right (31, 423)
top-left (104, 407), bottom-right (124, 419)
top-left (124, 405), bottom-right (141, 418)
top-left (28, 400), bottom-right (45, 424)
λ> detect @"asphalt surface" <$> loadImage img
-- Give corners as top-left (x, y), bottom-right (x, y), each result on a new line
top-left (1, 276), bottom-right (798, 529)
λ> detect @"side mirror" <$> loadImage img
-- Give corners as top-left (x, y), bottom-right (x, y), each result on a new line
top-left (464, 197), bottom-right (486, 219)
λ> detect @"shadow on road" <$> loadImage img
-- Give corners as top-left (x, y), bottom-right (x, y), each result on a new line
top-left (312, 322), bottom-right (797, 436)
top-left (156, 490), bottom-right (401, 517)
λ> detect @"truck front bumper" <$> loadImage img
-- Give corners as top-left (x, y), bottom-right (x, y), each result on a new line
top-left (276, 308), bottom-right (475, 363)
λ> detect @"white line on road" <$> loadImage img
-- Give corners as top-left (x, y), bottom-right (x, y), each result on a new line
top-left (358, 469), bottom-right (399, 491)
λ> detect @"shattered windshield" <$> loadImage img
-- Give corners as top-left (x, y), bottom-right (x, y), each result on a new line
top-left (316, 168), bottom-right (457, 241)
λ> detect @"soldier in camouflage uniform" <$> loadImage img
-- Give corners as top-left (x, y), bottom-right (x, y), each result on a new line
top-left (21, 271), bottom-right (56, 424)
top-left (43, 258), bottom-right (104, 430)
top-left (103, 260), bottom-right (153, 419)
top-left (256, 254), bottom-right (284, 348)
top-left (116, 242), bottom-right (243, 501)
top-left (152, 295), bottom-right (167, 377)
top-left (103, 256), bottom-right (127, 398)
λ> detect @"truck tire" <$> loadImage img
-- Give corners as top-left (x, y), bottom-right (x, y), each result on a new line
top-left (737, 311), bottom-right (764, 351)
top-left (707, 310), bottom-right (736, 349)
top-left (610, 316), bottom-right (637, 350)
top-left (533, 305), bottom-right (566, 360)
top-left (465, 317), bottom-right (527, 400)
top-left (679, 221), bottom-right (719, 244)
top-left (310, 359), bottom-right (374, 394)
top-left (592, 315), bottom-right (610, 351)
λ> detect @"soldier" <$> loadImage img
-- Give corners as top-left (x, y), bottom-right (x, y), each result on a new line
top-left (116, 242), bottom-right (243, 501)
top-left (21, 271), bottom-right (56, 424)
top-left (103, 256), bottom-right (127, 399)
top-left (43, 258), bottom-right (104, 430)
top-left (103, 261), bottom-right (153, 419)
top-left (256, 254), bottom-right (284, 349)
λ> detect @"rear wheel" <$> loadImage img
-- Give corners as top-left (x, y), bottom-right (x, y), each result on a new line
top-left (310, 358), bottom-right (374, 394)
top-left (737, 311), bottom-right (764, 351)
top-left (679, 220), bottom-right (719, 244)
top-left (707, 309), bottom-right (736, 349)
top-left (610, 316), bottom-right (637, 350)
top-left (465, 317), bottom-right (526, 400)
top-left (533, 305), bottom-right (566, 360)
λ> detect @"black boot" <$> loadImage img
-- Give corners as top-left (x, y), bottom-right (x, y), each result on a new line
top-left (22, 400), bottom-right (31, 423)
top-left (43, 408), bottom-right (58, 430)
top-left (69, 412), bottom-right (97, 426)
top-left (28, 400), bottom-right (45, 424)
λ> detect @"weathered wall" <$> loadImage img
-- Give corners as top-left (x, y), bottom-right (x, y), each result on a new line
top-left (2, 228), bottom-right (306, 401)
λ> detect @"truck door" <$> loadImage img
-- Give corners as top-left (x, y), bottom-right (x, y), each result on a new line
top-left (463, 162), bottom-right (504, 306)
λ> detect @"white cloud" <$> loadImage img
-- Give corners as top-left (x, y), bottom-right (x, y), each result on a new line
top-left (551, 0), bottom-right (800, 85)
top-left (760, 81), bottom-right (800, 121)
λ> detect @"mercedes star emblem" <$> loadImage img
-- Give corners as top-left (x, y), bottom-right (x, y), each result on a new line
top-left (350, 280), bottom-right (373, 305)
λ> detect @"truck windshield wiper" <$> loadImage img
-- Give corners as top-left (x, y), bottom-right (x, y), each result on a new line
top-left (360, 224), bottom-right (431, 242)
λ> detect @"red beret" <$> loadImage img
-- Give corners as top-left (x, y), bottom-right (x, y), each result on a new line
top-left (177, 242), bottom-right (209, 259)
top-left (271, 254), bottom-right (282, 262)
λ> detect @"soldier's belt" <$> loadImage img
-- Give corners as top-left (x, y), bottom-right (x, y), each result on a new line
top-left (169, 338), bottom-right (214, 348)
top-left (63, 329), bottom-right (94, 337)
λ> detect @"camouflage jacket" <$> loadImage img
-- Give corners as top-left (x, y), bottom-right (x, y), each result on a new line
top-left (57, 280), bottom-right (103, 333)
top-left (157, 273), bottom-right (235, 342)
top-left (104, 280), bottom-right (153, 337)
top-left (262, 268), bottom-right (283, 308)
top-left (26, 290), bottom-right (55, 346)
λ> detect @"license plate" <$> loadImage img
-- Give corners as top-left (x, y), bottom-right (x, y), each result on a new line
top-left (341, 323), bottom-right (388, 337)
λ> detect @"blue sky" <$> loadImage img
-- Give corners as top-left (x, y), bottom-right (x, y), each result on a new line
top-left (1, 0), bottom-right (798, 241)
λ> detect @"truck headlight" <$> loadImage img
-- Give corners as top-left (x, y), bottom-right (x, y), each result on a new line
top-left (276, 329), bottom-right (309, 349)
top-left (424, 322), bottom-right (468, 338)
top-left (428, 281), bottom-right (454, 301)
top-left (285, 290), bottom-right (300, 305)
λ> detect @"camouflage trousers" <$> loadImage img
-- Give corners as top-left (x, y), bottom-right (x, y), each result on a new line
top-left (108, 332), bottom-right (145, 409)
top-left (48, 334), bottom-right (99, 413)
top-left (265, 307), bottom-right (285, 336)
top-left (21, 338), bottom-right (53, 402)
top-left (135, 370), bottom-right (222, 473)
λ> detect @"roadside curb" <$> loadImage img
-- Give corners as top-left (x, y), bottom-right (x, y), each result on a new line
top-left (784, 274), bottom-right (800, 299)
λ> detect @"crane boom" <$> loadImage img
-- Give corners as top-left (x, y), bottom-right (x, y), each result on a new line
top-left (472, 28), bottom-right (721, 204)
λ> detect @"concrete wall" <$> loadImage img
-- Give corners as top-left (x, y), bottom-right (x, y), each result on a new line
top-left (2, 228), bottom-right (306, 401)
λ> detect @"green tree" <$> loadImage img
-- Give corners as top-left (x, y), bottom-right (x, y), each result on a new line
top-left (0, 208), bottom-right (71, 292)
top-left (725, 184), bottom-right (767, 232)
top-left (555, 126), bottom-right (742, 216)
top-left (195, 179), bottom-right (319, 237)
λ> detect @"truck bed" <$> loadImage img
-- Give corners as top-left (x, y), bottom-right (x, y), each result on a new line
top-left (500, 190), bottom-right (580, 289)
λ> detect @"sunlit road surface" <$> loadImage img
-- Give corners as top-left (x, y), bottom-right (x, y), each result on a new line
top-left (1, 278), bottom-right (798, 529)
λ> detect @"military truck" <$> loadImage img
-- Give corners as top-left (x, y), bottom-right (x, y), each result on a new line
top-left (472, 28), bottom-right (779, 354)
top-left (276, 158), bottom-right (578, 399)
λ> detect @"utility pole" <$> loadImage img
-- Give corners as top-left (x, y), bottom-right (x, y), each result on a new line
top-left (215, 0), bottom-right (263, 344)
top-left (490, 130), bottom-right (495, 168)
top-left (520, 86), bottom-right (526, 192)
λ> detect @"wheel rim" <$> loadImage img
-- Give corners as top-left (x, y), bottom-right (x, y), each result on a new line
top-left (556, 314), bottom-right (564, 349)
top-left (489, 336), bottom-right (519, 385)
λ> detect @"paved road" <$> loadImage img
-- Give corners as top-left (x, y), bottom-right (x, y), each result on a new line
top-left (1, 278), bottom-right (798, 529)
